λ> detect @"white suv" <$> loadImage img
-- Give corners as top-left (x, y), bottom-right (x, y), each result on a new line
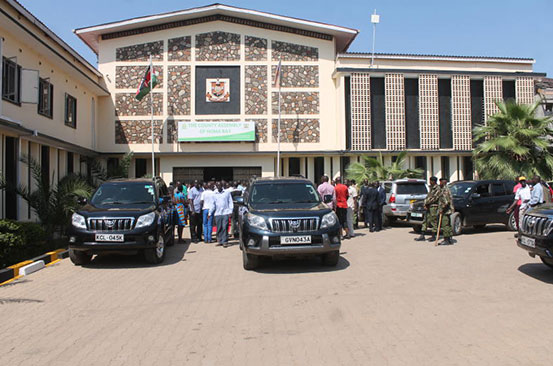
top-left (381, 179), bottom-right (428, 225)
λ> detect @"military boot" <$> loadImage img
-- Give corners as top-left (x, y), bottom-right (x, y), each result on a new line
top-left (439, 237), bottom-right (454, 245)
top-left (414, 234), bottom-right (426, 241)
top-left (427, 234), bottom-right (437, 242)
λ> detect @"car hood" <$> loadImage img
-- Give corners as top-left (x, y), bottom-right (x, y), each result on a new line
top-left (250, 202), bottom-right (331, 216)
top-left (77, 204), bottom-right (155, 217)
top-left (527, 204), bottom-right (553, 217)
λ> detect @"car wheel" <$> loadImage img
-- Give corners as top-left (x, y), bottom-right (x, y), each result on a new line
top-left (507, 212), bottom-right (517, 231)
top-left (322, 250), bottom-right (340, 266)
top-left (166, 225), bottom-right (175, 247)
top-left (242, 249), bottom-right (259, 270)
top-left (144, 234), bottom-right (165, 264)
top-left (541, 257), bottom-right (553, 270)
top-left (473, 225), bottom-right (486, 230)
top-left (383, 215), bottom-right (396, 227)
top-left (69, 248), bottom-right (92, 265)
top-left (412, 225), bottom-right (422, 233)
top-left (451, 213), bottom-right (462, 236)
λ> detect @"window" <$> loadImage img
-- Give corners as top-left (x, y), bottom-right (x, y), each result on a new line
top-left (441, 156), bottom-right (450, 180)
top-left (288, 157), bottom-right (300, 176)
top-left (2, 57), bottom-right (21, 104)
top-left (475, 184), bottom-right (490, 197)
top-left (38, 78), bottom-right (53, 118)
top-left (491, 183), bottom-right (506, 196)
top-left (67, 152), bottom-right (74, 174)
top-left (64, 93), bottom-right (77, 128)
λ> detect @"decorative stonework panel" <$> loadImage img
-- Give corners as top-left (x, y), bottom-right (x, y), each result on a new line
top-left (246, 119), bottom-right (268, 143)
top-left (385, 74), bottom-right (405, 150)
top-left (350, 73), bottom-right (371, 151)
top-left (115, 120), bottom-right (163, 144)
top-left (245, 36), bottom-right (267, 61)
top-left (271, 65), bottom-right (319, 88)
top-left (419, 74), bottom-right (440, 150)
top-left (195, 32), bottom-right (241, 61)
top-left (484, 76), bottom-right (502, 122)
top-left (115, 93), bottom-right (163, 116)
top-left (271, 92), bottom-right (319, 114)
top-left (245, 65), bottom-right (267, 115)
top-left (451, 75), bottom-right (472, 151)
top-left (167, 119), bottom-right (190, 143)
top-left (271, 41), bottom-right (318, 61)
top-left (116, 41), bottom-right (163, 62)
top-left (115, 66), bottom-right (163, 89)
top-left (271, 119), bottom-right (320, 143)
top-left (168, 66), bottom-right (191, 116)
top-left (168, 36), bottom-right (191, 61)
top-left (516, 77), bottom-right (535, 105)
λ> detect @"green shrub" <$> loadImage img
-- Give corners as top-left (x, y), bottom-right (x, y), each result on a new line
top-left (0, 219), bottom-right (56, 269)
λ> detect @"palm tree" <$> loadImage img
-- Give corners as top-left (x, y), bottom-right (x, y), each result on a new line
top-left (346, 151), bottom-right (424, 182)
top-left (87, 151), bottom-right (134, 185)
top-left (473, 100), bottom-right (553, 180)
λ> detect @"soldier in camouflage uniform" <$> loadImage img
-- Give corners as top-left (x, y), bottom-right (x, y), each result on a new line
top-left (414, 176), bottom-right (439, 242)
top-left (438, 177), bottom-right (454, 245)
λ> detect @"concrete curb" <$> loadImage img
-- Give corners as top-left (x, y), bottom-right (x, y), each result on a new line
top-left (0, 249), bottom-right (68, 286)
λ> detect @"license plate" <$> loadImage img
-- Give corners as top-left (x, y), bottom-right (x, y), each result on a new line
top-left (411, 212), bottom-right (423, 218)
top-left (520, 236), bottom-right (535, 248)
top-left (95, 233), bottom-right (124, 242)
top-left (280, 235), bottom-right (311, 245)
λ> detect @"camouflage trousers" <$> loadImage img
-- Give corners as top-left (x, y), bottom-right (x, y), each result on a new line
top-left (423, 206), bottom-right (452, 237)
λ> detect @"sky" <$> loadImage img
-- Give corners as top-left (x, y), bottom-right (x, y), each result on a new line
top-left (19, 0), bottom-right (553, 76)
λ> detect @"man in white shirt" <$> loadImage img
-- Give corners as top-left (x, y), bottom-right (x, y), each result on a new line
top-left (507, 177), bottom-right (532, 229)
top-left (529, 175), bottom-right (545, 208)
top-left (210, 182), bottom-right (234, 247)
top-left (346, 179), bottom-right (358, 238)
top-left (200, 183), bottom-right (216, 243)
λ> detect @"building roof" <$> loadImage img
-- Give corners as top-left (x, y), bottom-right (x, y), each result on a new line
top-left (74, 3), bottom-right (359, 54)
top-left (339, 52), bottom-right (535, 64)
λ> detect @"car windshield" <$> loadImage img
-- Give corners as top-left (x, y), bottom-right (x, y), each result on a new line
top-left (395, 183), bottom-right (428, 195)
top-left (91, 182), bottom-right (156, 207)
top-left (449, 182), bottom-right (474, 197)
top-left (249, 183), bottom-right (320, 205)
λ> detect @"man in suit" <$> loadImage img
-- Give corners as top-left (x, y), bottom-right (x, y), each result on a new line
top-left (362, 182), bottom-right (379, 232)
top-left (375, 181), bottom-right (386, 231)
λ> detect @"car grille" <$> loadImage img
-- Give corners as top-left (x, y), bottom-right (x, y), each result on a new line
top-left (88, 217), bottom-right (135, 231)
top-left (521, 215), bottom-right (553, 237)
top-left (269, 217), bottom-right (319, 233)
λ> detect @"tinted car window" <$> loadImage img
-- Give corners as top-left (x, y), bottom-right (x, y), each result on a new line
top-left (504, 181), bottom-right (516, 193)
top-left (475, 184), bottom-right (490, 197)
top-left (491, 183), bottom-right (506, 196)
top-left (449, 182), bottom-right (474, 197)
top-left (395, 183), bottom-right (427, 195)
top-left (91, 182), bottom-right (156, 208)
top-left (250, 183), bottom-right (320, 205)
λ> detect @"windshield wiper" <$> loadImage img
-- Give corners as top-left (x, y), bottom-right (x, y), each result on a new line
top-left (267, 200), bottom-right (287, 204)
top-left (132, 201), bottom-right (155, 204)
top-left (295, 200), bottom-right (318, 203)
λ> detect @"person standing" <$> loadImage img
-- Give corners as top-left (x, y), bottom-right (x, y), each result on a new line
top-left (375, 181), bottom-right (386, 231)
top-left (318, 175), bottom-right (335, 209)
top-left (211, 182), bottom-right (234, 247)
top-left (512, 177), bottom-right (522, 230)
top-left (346, 179), bottom-right (357, 238)
top-left (188, 180), bottom-right (204, 243)
top-left (507, 177), bottom-right (531, 229)
top-left (173, 184), bottom-right (187, 243)
top-left (201, 182), bottom-right (216, 243)
top-left (529, 175), bottom-right (545, 208)
top-left (415, 177), bottom-right (439, 242)
top-left (360, 179), bottom-right (370, 228)
top-left (334, 177), bottom-right (349, 239)
top-left (361, 182), bottom-right (379, 232)
top-left (438, 178), bottom-right (454, 245)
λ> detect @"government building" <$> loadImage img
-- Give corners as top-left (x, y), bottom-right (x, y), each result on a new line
top-left (0, 1), bottom-right (547, 220)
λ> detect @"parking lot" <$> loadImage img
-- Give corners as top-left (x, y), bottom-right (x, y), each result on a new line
top-left (1, 225), bottom-right (553, 365)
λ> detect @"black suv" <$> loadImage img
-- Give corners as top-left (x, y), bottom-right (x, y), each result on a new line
top-left (517, 205), bottom-right (553, 270)
top-left (68, 178), bottom-right (175, 265)
top-left (407, 180), bottom-right (517, 235)
top-left (236, 177), bottom-right (341, 270)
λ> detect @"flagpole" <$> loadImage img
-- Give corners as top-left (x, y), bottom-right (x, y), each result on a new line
top-left (276, 57), bottom-right (281, 178)
top-left (149, 55), bottom-right (155, 178)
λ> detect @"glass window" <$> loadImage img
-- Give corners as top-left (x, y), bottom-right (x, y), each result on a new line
top-left (491, 183), bottom-right (507, 196)
top-left (395, 183), bottom-right (428, 195)
top-left (475, 184), bottom-right (490, 197)
top-left (65, 93), bottom-right (77, 128)
top-left (449, 182), bottom-right (474, 197)
top-left (91, 182), bottom-right (155, 208)
top-left (2, 57), bottom-right (21, 104)
top-left (38, 78), bottom-right (53, 118)
top-left (250, 183), bottom-right (320, 205)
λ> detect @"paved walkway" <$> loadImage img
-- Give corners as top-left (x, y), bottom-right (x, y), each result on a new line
top-left (1, 225), bottom-right (553, 365)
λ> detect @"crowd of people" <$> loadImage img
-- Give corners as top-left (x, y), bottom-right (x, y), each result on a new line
top-left (507, 175), bottom-right (552, 230)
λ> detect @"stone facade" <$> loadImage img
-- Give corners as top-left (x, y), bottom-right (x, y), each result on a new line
top-left (166, 119), bottom-right (190, 143)
top-left (167, 66), bottom-right (191, 116)
top-left (246, 119), bottom-right (268, 143)
top-left (116, 41), bottom-right (164, 62)
top-left (195, 32), bottom-right (241, 61)
top-left (272, 118), bottom-right (320, 143)
top-left (245, 36), bottom-right (267, 61)
top-left (115, 120), bottom-right (163, 144)
top-left (245, 65), bottom-right (268, 115)
top-left (272, 65), bottom-right (319, 87)
top-left (115, 66), bottom-right (163, 89)
top-left (271, 92), bottom-right (319, 114)
top-left (168, 36), bottom-right (192, 61)
top-left (115, 93), bottom-right (163, 116)
top-left (271, 41), bottom-right (318, 61)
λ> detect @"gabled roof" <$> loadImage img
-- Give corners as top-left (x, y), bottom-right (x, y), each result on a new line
top-left (74, 3), bottom-right (359, 54)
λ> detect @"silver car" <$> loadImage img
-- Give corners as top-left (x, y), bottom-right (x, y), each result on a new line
top-left (382, 179), bottom-right (428, 225)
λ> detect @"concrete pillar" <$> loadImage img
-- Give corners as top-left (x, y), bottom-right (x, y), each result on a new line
top-left (299, 157), bottom-right (306, 178)
top-left (332, 156), bottom-right (341, 180)
top-left (324, 156), bottom-right (331, 178)
top-left (307, 157), bottom-right (314, 182)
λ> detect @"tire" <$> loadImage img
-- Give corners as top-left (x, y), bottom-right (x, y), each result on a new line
top-left (166, 225), bottom-right (175, 247)
top-left (322, 250), bottom-right (340, 266)
top-left (144, 234), bottom-right (166, 264)
top-left (383, 215), bottom-right (396, 227)
top-left (69, 248), bottom-right (92, 265)
top-left (242, 249), bottom-right (259, 270)
top-left (473, 225), bottom-right (486, 230)
top-left (541, 257), bottom-right (553, 270)
top-left (451, 213), bottom-right (463, 236)
top-left (507, 212), bottom-right (517, 231)
top-left (412, 225), bottom-right (422, 233)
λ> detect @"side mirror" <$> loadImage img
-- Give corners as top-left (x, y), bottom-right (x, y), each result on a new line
top-left (235, 196), bottom-right (245, 205)
top-left (77, 197), bottom-right (87, 205)
top-left (470, 193), bottom-right (481, 200)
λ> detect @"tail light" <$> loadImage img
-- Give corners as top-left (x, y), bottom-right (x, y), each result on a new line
top-left (389, 194), bottom-right (396, 203)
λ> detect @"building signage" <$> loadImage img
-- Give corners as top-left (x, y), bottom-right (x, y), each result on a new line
top-left (205, 78), bottom-right (230, 102)
top-left (178, 121), bottom-right (255, 142)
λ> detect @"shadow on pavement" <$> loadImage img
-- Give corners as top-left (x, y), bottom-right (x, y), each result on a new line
top-left (254, 255), bottom-right (350, 274)
top-left (0, 297), bottom-right (44, 305)
top-left (83, 241), bottom-right (190, 269)
top-left (518, 263), bottom-right (553, 284)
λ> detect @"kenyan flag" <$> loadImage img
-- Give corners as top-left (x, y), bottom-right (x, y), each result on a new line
top-left (135, 65), bottom-right (158, 101)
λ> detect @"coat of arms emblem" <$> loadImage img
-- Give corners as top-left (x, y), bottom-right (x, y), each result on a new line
top-left (206, 78), bottom-right (230, 102)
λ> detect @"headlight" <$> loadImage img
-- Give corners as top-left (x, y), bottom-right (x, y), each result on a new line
top-left (320, 212), bottom-right (338, 229)
top-left (247, 213), bottom-right (268, 230)
top-left (71, 213), bottom-right (86, 229)
top-left (135, 212), bottom-right (156, 228)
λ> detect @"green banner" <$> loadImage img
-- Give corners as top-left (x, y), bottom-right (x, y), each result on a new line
top-left (178, 121), bottom-right (255, 142)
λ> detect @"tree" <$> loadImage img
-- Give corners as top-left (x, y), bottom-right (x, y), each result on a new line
top-left (346, 151), bottom-right (424, 182)
top-left (87, 152), bottom-right (134, 185)
top-left (473, 100), bottom-right (553, 180)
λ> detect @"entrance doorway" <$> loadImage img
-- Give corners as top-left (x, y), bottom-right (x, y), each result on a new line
top-left (204, 167), bottom-right (233, 182)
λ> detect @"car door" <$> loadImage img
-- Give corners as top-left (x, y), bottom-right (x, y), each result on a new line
top-left (491, 182), bottom-right (513, 224)
top-left (465, 183), bottom-right (492, 225)
top-left (157, 183), bottom-right (171, 238)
